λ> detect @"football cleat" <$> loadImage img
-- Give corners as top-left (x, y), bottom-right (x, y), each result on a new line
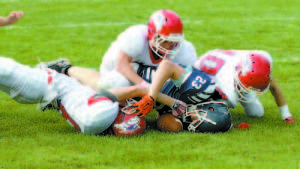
top-left (37, 99), bottom-right (59, 112)
top-left (35, 58), bottom-right (72, 75)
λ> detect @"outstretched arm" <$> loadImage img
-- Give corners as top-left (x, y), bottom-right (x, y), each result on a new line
top-left (125, 60), bottom-right (187, 117)
top-left (0, 11), bottom-right (24, 26)
top-left (269, 78), bottom-right (295, 123)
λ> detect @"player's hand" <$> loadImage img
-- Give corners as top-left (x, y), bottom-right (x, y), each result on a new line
top-left (7, 11), bottom-right (24, 24)
top-left (283, 117), bottom-right (296, 123)
top-left (122, 95), bottom-right (154, 117)
top-left (171, 100), bottom-right (187, 117)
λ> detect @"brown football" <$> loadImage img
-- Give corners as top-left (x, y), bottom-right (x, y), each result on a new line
top-left (157, 114), bottom-right (183, 133)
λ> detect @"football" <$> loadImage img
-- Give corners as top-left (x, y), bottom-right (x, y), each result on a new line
top-left (112, 111), bottom-right (146, 137)
top-left (157, 114), bottom-right (183, 133)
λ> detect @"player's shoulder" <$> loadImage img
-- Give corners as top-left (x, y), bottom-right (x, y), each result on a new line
top-left (172, 40), bottom-right (197, 66)
top-left (116, 24), bottom-right (148, 57)
top-left (180, 40), bottom-right (196, 53)
top-left (118, 24), bottom-right (148, 39)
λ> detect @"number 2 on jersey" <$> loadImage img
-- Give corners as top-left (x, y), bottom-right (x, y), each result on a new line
top-left (200, 55), bottom-right (225, 74)
top-left (192, 76), bottom-right (206, 89)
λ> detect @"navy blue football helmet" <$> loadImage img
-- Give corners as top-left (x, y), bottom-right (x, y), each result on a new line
top-left (183, 100), bottom-right (233, 133)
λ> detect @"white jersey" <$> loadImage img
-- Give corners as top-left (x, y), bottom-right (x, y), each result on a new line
top-left (100, 24), bottom-right (197, 75)
top-left (194, 49), bottom-right (273, 108)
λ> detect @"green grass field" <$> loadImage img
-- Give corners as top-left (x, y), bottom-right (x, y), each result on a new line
top-left (0, 0), bottom-right (299, 168)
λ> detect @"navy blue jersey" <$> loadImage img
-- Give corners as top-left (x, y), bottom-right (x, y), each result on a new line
top-left (134, 63), bottom-right (217, 114)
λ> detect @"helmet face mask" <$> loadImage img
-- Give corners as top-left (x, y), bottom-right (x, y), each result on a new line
top-left (149, 34), bottom-right (183, 59)
top-left (148, 10), bottom-right (184, 59)
top-left (183, 101), bottom-right (232, 133)
top-left (234, 76), bottom-right (270, 102)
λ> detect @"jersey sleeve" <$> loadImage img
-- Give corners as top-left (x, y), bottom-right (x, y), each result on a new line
top-left (117, 25), bottom-right (148, 60)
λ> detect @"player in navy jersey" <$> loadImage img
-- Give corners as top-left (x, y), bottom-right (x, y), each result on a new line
top-left (130, 61), bottom-right (225, 115)
top-left (123, 60), bottom-right (232, 133)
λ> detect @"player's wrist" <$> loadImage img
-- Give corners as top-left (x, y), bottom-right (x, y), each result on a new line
top-left (279, 104), bottom-right (292, 119)
top-left (140, 81), bottom-right (150, 89)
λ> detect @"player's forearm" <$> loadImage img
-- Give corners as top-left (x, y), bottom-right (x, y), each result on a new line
top-left (116, 54), bottom-right (144, 85)
top-left (269, 78), bottom-right (294, 120)
top-left (0, 17), bottom-right (9, 26)
top-left (156, 93), bottom-right (176, 108)
top-left (108, 85), bottom-right (146, 102)
top-left (269, 79), bottom-right (287, 107)
top-left (149, 60), bottom-right (185, 99)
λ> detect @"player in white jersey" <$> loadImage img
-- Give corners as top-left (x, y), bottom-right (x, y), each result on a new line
top-left (194, 49), bottom-right (296, 123)
top-left (50, 10), bottom-right (197, 91)
top-left (0, 56), bottom-right (154, 135)
top-left (0, 11), bottom-right (24, 26)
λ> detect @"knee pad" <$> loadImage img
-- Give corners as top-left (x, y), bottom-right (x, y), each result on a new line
top-left (241, 99), bottom-right (264, 118)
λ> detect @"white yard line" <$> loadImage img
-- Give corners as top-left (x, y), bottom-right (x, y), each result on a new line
top-left (4, 16), bottom-right (300, 29)
top-left (274, 57), bottom-right (300, 63)
top-left (4, 22), bottom-right (134, 29)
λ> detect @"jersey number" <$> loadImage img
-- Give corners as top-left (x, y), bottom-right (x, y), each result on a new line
top-left (192, 76), bottom-right (207, 89)
top-left (200, 55), bottom-right (225, 74)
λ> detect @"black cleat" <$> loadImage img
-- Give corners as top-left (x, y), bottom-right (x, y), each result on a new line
top-left (36, 58), bottom-right (72, 75)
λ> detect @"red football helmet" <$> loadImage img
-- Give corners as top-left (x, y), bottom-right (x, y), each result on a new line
top-left (235, 53), bottom-right (272, 102)
top-left (148, 10), bottom-right (184, 59)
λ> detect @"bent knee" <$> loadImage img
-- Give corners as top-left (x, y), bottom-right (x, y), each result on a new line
top-left (242, 100), bottom-right (264, 118)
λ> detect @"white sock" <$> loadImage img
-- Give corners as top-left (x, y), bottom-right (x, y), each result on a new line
top-left (279, 105), bottom-right (292, 119)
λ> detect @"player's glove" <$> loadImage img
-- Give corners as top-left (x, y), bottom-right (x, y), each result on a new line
top-left (171, 100), bottom-right (187, 117)
top-left (283, 117), bottom-right (296, 123)
top-left (122, 95), bottom-right (154, 117)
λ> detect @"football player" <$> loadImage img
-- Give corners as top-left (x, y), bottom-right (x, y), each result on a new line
top-left (194, 49), bottom-right (296, 123)
top-left (0, 11), bottom-right (24, 26)
top-left (0, 56), bottom-right (151, 135)
top-left (45, 10), bottom-right (197, 91)
top-left (122, 60), bottom-right (233, 133)
top-left (39, 58), bottom-right (236, 133)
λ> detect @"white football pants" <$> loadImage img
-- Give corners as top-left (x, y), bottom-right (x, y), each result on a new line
top-left (0, 57), bottom-right (119, 134)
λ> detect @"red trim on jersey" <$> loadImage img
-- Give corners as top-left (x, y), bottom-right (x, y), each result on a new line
top-left (59, 104), bottom-right (81, 132)
top-left (47, 71), bottom-right (53, 84)
top-left (88, 95), bottom-right (110, 106)
top-left (200, 55), bottom-right (225, 74)
top-left (148, 46), bottom-right (162, 64)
